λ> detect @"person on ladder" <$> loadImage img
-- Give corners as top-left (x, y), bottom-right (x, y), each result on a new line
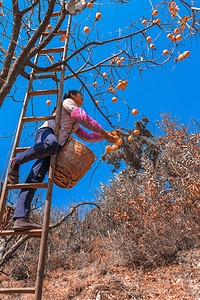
top-left (7, 90), bottom-right (117, 231)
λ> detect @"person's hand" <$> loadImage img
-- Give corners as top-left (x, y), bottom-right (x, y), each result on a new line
top-left (100, 130), bottom-right (118, 143)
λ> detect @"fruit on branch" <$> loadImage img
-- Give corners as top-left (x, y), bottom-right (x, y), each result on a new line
top-left (116, 84), bottom-right (121, 90)
top-left (150, 43), bottom-right (155, 49)
top-left (117, 60), bottom-right (121, 65)
top-left (171, 36), bottom-right (176, 42)
top-left (156, 18), bottom-right (161, 24)
top-left (167, 33), bottom-right (172, 39)
top-left (115, 57), bottom-right (119, 62)
top-left (152, 9), bottom-right (158, 16)
top-left (163, 49), bottom-right (169, 55)
top-left (121, 57), bottom-right (125, 61)
top-left (105, 145), bottom-right (112, 153)
top-left (84, 26), bottom-right (89, 33)
top-left (46, 100), bottom-right (51, 105)
top-left (174, 28), bottom-right (179, 34)
top-left (93, 82), bottom-right (97, 87)
top-left (112, 144), bottom-right (119, 151)
top-left (183, 51), bottom-right (190, 57)
top-left (139, 68), bottom-right (143, 72)
top-left (176, 34), bottom-right (182, 41)
top-left (134, 130), bottom-right (140, 135)
top-left (103, 72), bottom-right (107, 78)
top-left (112, 97), bottom-right (117, 103)
top-left (96, 12), bottom-right (102, 20)
top-left (178, 54), bottom-right (184, 61)
top-left (128, 135), bottom-right (133, 141)
top-left (132, 109), bottom-right (138, 116)
top-left (142, 19), bottom-right (147, 25)
top-left (87, 2), bottom-right (93, 8)
top-left (117, 138), bottom-right (122, 145)
top-left (146, 36), bottom-right (151, 42)
top-left (95, 100), bottom-right (99, 105)
top-left (123, 80), bottom-right (128, 85)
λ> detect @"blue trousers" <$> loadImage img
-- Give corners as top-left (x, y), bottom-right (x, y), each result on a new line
top-left (13, 127), bottom-right (59, 219)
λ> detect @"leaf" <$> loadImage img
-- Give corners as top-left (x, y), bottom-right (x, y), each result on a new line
top-left (180, 16), bottom-right (190, 34)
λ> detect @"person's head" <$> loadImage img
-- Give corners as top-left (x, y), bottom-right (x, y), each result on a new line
top-left (63, 90), bottom-right (83, 107)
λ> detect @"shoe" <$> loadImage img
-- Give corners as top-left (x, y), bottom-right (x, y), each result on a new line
top-left (13, 218), bottom-right (42, 231)
top-left (7, 158), bottom-right (19, 184)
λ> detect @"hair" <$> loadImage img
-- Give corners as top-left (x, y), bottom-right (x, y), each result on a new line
top-left (63, 90), bottom-right (80, 100)
top-left (51, 90), bottom-right (80, 115)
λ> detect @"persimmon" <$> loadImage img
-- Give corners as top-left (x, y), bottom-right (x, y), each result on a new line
top-left (116, 84), bottom-right (121, 90)
top-left (132, 109), bottom-right (138, 116)
top-left (142, 19), bottom-right (147, 25)
top-left (146, 36), bottom-right (151, 42)
top-left (183, 51), bottom-right (190, 57)
top-left (111, 88), bottom-right (115, 93)
top-left (102, 72), bottom-right (107, 78)
top-left (93, 82), bottom-right (97, 87)
top-left (117, 60), bottom-right (121, 65)
top-left (128, 135), bottom-right (133, 141)
top-left (121, 57), bottom-right (125, 61)
top-left (115, 57), bottom-right (119, 62)
top-left (150, 43), bottom-right (155, 49)
top-left (118, 79), bottom-right (123, 83)
top-left (95, 100), bottom-right (99, 105)
top-left (112, 97), bottom-right (117, 103)
top-left (121, 84), bottom-right (126, 91)
top-left (134, 130), bottom-right (140, 135)
top-left (117, 138), bottom-right (122, 145)
top-left (46, 100), bottom-right (51, 105)
top-left (112, 130), bottom-right (118, 135)
top-left (105, 145), bottom-right (112, 153)
top-left (171, 36), bottom-right (176, 42)
top-left (152, 9), bottom-right (158, 16)
top-left (112, 144), bottom-right (118, 151)
top-left (123, 80), bottom-right (128, 85)
top-left (167, 33), bottom-right (172, 39)
top-left (96, 12), bottom-right (102, 20)
top-left (176, 34), bottom-right (182, 41)
top-left (174, 28), bottom-right (179, 34)
top-left (84, 26), bottom-right (89, 33)
top-left (87, 2), bottom-right (93, 8)
top-left (139, 68), bottom-right (143, 72)
top-left (178, 54), bottom-right (184, 61)
top-left (163, 49), bottom-right (169, 55)
top-left (156, 18), bottom-right (161, 24)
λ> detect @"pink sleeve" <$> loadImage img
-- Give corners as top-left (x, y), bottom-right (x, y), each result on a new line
top-left (75, 127), bottom-right (104, 142)
top-left (71, 108), bottom-right (102, 133)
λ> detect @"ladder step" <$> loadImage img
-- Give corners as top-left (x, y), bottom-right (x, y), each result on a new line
top-left (29, 89), bottom-right (59, 96)
top-left (51, 11), bottom-right (61, 17)
top-left (15, 147), bottom-right (29, 153)
top-left (7, 183), bottom-right (48, 190)
top-left (39, 47), bottom-right (64, 54)
top-left (33, 66), bottom-right (62, 74)
top-left (42, 30), bottom-right (67, 37)
top-left (22, 116), bottom-right (55, 123)
top-left (0, 229), bottom-right (42, 237)
top-left (0, 287), bottom-right (35, 294)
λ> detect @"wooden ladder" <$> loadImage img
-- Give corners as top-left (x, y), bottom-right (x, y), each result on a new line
top-left (0, 11), bottom-right (72, 300)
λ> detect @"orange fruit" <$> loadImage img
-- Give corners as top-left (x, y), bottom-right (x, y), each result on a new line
top-left (112, 97), bottom-right (117, 103)
top-left (174, 28), bottom-right (179, 34)
top-left (142, 20), bottom-right (147, 25)
top-left (117, 60), bottom-right (121, 65)
top-left (87, 2), bottom-right (93, 8)
top-left (96, 12), bottom-right (102, 20)
top-left (84, 26), bottom-right (89, 33)
top-left (171, 36), bottom-right (176, 42)
top-left (116, 84), bottom-right (121, 90)
top-left (117, 138), bottom-right (122, 145)
top-left (156, 18), bottom-right (161, 24)
top-left (152, 9), bottom-right (158, 16)
top-left (46, 100), bottom-right (51, 105)
top-left (112, 130), bottom-right (118, 135)
top-left (163, 49), bottom-right (169, 55)
top-left (102, 72), bottom-right (107, 78)
top-left (146, 36), bottom-right (151, 42)
top-left (121, 84), bottom-right (126, 91)
top-left (123, 80), bottom-right (128, 85)
top-left (93, 82), bottom-right (97, 87)
top-left (167, 33), bottom-right (172, 39)
top-left (105, 145), bottom-right (112, 153)
top-left (128, 135), bottom-right (133, 141)
top-left (121, 57), bottom-right (125, 61)
top-left (112, 144), bottom-right (118, 151)
top-left (183, 50), bottom-right (190, 57)
top-left (95, 100), bottom-right (99, 105)
top-left (132, 109), bottom-right (138, 116)
top-left (111, 88), bottom-right (115, 94)
top-left (134, 130), bottom-right (140, 135)
top-left (139, 68), bottom-right (143, 72)
top-left (176, 34), bottom-right (182, 41)
top-left (118, 79), bottom-right (123, 83)
top-left (150, 43), bottom-right (155, 49)
top-left (178, 54), bottom-right (184, 61)
top-left (115, 57), bottom-right (119, 62)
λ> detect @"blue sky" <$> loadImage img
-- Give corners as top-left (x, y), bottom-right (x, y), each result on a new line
top-left (0, 0), bottom-right (199, 209)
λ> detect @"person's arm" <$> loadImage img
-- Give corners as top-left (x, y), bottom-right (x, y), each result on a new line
top-left (75, 127), bottom-right (104, 142)
top-left (71, 108), bottom-right (117, 143)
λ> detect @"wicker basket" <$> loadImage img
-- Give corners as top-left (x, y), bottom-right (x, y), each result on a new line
top-left (54, 139), bottom-right (95, 189)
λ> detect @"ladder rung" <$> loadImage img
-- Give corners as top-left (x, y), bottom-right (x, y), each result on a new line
top-left (39, 47), bottom-right (64, 54)
top-left (7, 183), bottom-right (48, 190)
top-left (33, 67), bottom-right (62, 73)
top-left (0, 287), bottom-right (35, 294)
top-left (15, 147), bottom-right (30, 153)
top-left (0, 229), bottom-right (42, 237)
top-left (29, 89), bottom-right (59, 96)
top-left (42, 30), bottom-right (67, 37)
top-left (22, 116), bottom-right (55, 123)
top-left (51, 11), bottom-right (61, 17)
